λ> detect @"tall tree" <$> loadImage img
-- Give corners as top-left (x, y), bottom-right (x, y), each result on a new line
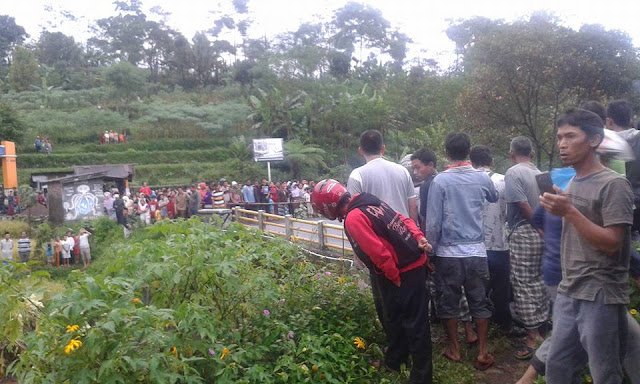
top-left (8, 46), bottom-right (38, 92)
top-left (0, 104), bottom-right (25, 144)
top-left (450, 13), bottom-right (640, 167)
top-left (36, 31), bottom-right (84, 86)
top-left (0, 15), bottom-right (27, 66)
top-left (331, 2), bottom-right (390, 66)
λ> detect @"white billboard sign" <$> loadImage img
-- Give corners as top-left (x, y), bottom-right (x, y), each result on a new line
top-left (253, 138), bottom-right (284, 162)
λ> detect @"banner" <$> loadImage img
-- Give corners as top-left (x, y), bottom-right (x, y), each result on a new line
top-left (253, 138), bottom-right (284, 162)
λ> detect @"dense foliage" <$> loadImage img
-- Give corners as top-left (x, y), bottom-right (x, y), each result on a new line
top-left (7, 219), bottom-right (403, 383)
top-left (1, 1), bottom-right (638, 186)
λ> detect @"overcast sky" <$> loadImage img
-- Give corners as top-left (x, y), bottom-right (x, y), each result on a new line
top-left (3, 0), bottom-right (640, 67)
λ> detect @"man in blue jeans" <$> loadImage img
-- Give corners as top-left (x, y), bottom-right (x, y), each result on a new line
top-left (541, 108), bottom-right (633, 384)
top-left (426, 133), bottom-right (498, 370)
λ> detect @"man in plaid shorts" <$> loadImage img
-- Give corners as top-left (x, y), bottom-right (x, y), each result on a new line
top-left (505, 136), bottom-right (549, 359)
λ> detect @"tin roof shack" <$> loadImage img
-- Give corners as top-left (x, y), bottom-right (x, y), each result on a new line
top-left (31, 164), bottom-right (134, 193)
top-left (47, 165), bottom-right (134, 224)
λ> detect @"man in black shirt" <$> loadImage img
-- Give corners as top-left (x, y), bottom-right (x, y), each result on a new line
top-left (411, 148), bottom-right (438, 233)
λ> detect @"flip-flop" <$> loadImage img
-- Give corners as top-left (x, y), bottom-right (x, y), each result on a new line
top-left (474, 355), bottom-right (495, 371)
top-left (514, 344), bottom-right (535, 360)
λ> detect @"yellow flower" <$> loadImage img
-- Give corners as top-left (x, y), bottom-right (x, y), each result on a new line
top-left (220, 347), bottom-right (229, 360)
top-left (64, 338), bottom-right (83, 355)
top-left (171, 346), bottom-right (178, 357)
top-left (631, 309), bottom-right (638, 315)
top-left (353, 337), bottom-right (366, 350)
top-left (66, 324), bottom-right (79, 333)
top-left (337, 277), bottom-right (346, 284)
top-left (586, 376), bottom-right (593, 383)
top-left (133, 298), bottom-right (141, 304)
top-left (312, 364), bottom-right (319, 372)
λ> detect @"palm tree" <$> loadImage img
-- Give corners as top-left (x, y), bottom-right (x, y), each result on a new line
top-left (229, 135), bottom-right (252, 175)
top-left (284, 139), bottom-right (327, 180)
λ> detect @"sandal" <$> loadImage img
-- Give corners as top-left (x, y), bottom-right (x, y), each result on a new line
top-left (514, 344), bottom-right (535, 360)
top-left (474, 354), bottom-right (495, 371)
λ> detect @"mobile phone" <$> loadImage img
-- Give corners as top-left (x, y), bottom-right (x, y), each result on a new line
top-left (535, 172), bottom-right (556, 195)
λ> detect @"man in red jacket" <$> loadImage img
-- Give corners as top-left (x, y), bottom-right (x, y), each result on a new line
top-left (312, 179), bottom-right (433, 384)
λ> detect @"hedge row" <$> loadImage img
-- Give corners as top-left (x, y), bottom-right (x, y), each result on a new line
top-left (18, 149), bottom-right (232, 168)
top-left (52, 139), bottom-right (230, 154)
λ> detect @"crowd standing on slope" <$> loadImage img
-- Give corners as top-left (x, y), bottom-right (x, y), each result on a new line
top-left (309, 99), bottom-right (640, 384)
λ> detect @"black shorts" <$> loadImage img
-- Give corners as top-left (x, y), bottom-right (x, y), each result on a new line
top-left (433, 256), bottom-right (491, 319)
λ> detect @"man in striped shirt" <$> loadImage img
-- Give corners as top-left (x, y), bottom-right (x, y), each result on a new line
top-left (17, 231), bottom-right (31, 263)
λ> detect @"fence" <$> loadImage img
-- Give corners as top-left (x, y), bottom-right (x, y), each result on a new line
top-left (231, 207), bottom-right (353, 256)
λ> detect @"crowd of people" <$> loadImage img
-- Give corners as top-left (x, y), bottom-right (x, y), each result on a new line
top-left (0, 229), bottom-right (93, 270)
top-left (310, 99), bottom-right (640, 384)
top-left (0, 189), bottom-right (20, 216)
top-left (103, 179), bottom-right (318, 227)
top-left (34, 136), bottom-right (53, 154)
top-left (99, 130), bottom-right (127, 145)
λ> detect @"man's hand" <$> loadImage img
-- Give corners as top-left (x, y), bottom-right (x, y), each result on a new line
top-left (418, 237), bottom-right (432, 253)
top-left (540, 186), bottom-right (574, 217)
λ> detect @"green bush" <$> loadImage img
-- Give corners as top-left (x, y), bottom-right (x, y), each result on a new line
top-left (54, 139), bottom-right (229, 154)
top-left (9, 220), bottom-right (395, 383)
top-left (18, 149), bottom-right (232, 168)
top-left (0, 220), bottom-right (32, 238)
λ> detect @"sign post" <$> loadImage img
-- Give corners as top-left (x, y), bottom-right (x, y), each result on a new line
top-left (267, 161), bottom-right (271, 182)
top-left (252, 138), bottom-right (283, 182)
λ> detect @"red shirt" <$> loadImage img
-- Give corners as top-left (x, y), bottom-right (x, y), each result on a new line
top-left (139, 187), bottom-right (152, 197)
top-left (345, 207), bottom-right (426, 286)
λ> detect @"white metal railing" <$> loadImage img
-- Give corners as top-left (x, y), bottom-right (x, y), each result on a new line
top-left (231, 207), bottom-right (353, 255)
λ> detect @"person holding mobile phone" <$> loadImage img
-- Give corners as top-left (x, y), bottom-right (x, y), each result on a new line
top-left (541, 108), bottom-right (633, 384)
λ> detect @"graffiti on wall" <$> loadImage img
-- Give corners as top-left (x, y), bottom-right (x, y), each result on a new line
top-left (62, 181), bottom-right (104, 221)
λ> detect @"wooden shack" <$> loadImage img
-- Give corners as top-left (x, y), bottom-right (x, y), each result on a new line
top-left (46, 164), bottom-right (134, 224)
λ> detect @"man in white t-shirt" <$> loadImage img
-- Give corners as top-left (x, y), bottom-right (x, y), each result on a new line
top-left (1, 232), bottom-right (14, 262)
top-left (78, 229), bottom-right (92, 270)
top-left (347, 130), bottom-right (418, 223)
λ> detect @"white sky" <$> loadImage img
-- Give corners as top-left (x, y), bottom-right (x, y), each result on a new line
top-left (3, 0), bottom-right (640, 68)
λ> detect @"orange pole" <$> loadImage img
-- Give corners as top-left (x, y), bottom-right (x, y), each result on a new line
top-left (1, 141), bottom-right (18, 189)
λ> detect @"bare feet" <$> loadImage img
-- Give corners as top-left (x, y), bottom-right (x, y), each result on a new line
top-left (465, 322), bottom-right (478, 344)
top-left (443, 346), bottom-right (461, 362)
top-left (474, 353), bottom-right (495, 371)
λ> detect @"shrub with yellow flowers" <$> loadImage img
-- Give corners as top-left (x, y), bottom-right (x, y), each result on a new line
top-left (8, 220), bottom-right (477, 383)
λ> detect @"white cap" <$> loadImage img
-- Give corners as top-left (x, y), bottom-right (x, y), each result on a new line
top-left (231, 181), bottom-right (238, 186)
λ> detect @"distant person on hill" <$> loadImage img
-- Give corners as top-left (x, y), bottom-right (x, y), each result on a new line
top-left (61, 232), bottom-right (74, 267)
top-left (138, 197), bottom-right (151, 225)
top-left (34, 136), bottom-right (41, 152)
top-left (53, 236), bottom-right (62, 267)
top-left (1, 232), bottom-right (14, 262)
top-left (242, 180), bottom-right (255, 210)
top-left (17, 232), bottom-right (31, 263)
top-left (176, 188), bottom-right (188, 218)
top-left (139, 182), bottom-right (152, 198)
top-left (78, 229), bottom-right (92, 270)
top-left (189, 186), bottom-right (200, 216)
top-left (72, 231), bottom-right (81, 265)
top-left (113, 194), bottom-right (127, 226)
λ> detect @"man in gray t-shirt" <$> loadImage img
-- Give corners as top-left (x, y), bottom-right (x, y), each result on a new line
top-left (542, 108), bottom-right (633, 384)
top-left (504, 137), bottom-right (548, 359)
top-left (505, 162), bottom-right (541, 229)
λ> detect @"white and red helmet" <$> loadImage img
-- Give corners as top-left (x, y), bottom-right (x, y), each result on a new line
top-left (311, 179), bottom-right (349, 220)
